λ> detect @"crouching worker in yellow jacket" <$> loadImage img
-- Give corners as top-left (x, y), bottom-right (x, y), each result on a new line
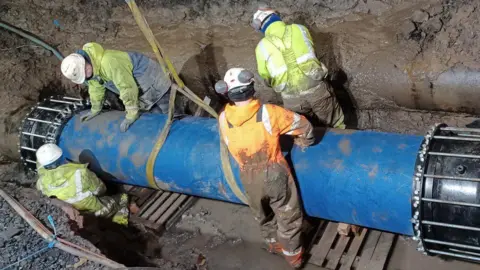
top-left (35, 143), bottom-right (130, 225)
top-left (61, 42), bottom-right (177, 132)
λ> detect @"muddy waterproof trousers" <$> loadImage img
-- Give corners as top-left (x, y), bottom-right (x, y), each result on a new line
top-left (283, 81), bottom-right (345, 129)
top-left (240, 162), bottom-right (303, 254)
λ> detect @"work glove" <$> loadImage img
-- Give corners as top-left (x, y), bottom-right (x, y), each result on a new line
top-left (294, 137), bottom-right (312, 152)
top-left (81, 111), bottom-right (100, 122)
top-left (120, 117), bottom-right (137, 132)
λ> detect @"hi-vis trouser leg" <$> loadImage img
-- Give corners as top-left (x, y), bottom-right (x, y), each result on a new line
top-left (78, 193), bottom-right (130, 225)
top-left (240, 163), bottom-right (303, 254)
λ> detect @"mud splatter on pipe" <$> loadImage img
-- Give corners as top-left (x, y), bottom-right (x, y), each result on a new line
top-left (58, 111), bottom-right (421, 236)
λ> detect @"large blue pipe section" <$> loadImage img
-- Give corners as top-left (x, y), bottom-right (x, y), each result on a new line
top-left (58, 111), bottom-right (421, 236)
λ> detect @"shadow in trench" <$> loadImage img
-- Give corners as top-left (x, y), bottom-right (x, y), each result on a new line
top-left (311, 31), bottom-right (358, 129)
top-left (179, 42), bottom-right (229, 114)
top-left (77, 215), bottom-right (162, 267)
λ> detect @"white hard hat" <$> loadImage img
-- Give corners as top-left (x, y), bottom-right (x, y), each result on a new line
top-left (36, 143), bottom-right (63, 167)
top-left (251, 7), bottom-right (276, 31)
top-left (215, 68), bottom-right (255, 94)
top-left (61, 53), bottom-right (86, 84)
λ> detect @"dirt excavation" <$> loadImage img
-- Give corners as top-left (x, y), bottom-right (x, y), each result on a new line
top-left (1, 0), bottom-right (480, 269)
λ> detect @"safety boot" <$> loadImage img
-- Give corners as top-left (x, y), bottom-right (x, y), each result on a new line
top-left (266, 241), bottom-right (283, 255)
top-left (283, 248), bottom-right (304, 269)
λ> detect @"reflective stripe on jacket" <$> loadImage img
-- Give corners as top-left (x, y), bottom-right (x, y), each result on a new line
top-left (83, 43), bottom-right (171, 120)
top-left (218, 99), bottom-right (313, 169)
top-left (255, 21), bottom-right (328, 95)
top-left (37, 163), bottom-right (107, 212)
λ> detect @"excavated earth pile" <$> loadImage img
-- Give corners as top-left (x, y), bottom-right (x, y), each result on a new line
top-left (1, 0), bottom-right (480, 160)
top-left (0, 165), bottom-right (105, 270)
top-left (0, 163), bottom-right (196, 270)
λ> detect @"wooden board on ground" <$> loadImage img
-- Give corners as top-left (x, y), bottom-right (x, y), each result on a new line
top-left (308, 220), bottom-right (396, 270)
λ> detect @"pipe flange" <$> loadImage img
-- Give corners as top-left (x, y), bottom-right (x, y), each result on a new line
top-left (411, 123), bottom-right (446, 253)
top-left (18, 96), bottom-right (89, 171)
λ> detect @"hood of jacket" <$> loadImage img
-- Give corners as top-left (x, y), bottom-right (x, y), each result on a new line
top-left (82, 42), bottom-right (105, 76)
top-left (224, 99), bottom-right (262, 127)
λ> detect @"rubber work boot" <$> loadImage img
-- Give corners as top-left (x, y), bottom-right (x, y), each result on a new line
top-left (283, 248), bottom-right (304, 269)
top-left (266, 242), bottom-right (283, 255)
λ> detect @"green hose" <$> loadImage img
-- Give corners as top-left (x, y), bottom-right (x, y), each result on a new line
top-left (0, 20), bottom-right (64, 60)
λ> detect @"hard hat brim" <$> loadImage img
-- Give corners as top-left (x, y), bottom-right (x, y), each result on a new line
top-left (71, 58), bottom-right (86, 84)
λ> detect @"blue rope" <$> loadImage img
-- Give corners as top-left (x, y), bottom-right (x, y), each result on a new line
top-left (0, 215), bottom-right (58, 270)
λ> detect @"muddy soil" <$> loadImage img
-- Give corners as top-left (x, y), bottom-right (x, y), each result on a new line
top-left (0, 163), bottom-right (196, 270)
top-left (2, 0), bottom-right (480, 159)
top-left (0, 164), bottom-right (105, 269)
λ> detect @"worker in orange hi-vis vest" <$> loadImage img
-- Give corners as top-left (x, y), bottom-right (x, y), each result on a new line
top-left (215, 68), bottom-right (314, 268)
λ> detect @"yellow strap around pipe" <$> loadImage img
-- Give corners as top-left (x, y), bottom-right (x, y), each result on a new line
top-left (125, 0), bottom-right (247, 204)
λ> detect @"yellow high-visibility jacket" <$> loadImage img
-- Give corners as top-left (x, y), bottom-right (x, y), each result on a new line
top-left (83, 42), bottom-right (140, 120)
top-left (255, 21), bottom-right (328, 96)
top-left (37, 163), bottom-right (129, 225)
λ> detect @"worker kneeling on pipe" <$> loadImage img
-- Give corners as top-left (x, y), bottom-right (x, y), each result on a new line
top-left (61, 42), bottom-right (178, 132)
top-left (252, 6), bottom-right (345, 129)
top-left (215, 68), bottom-right (314, 268)
top-left (35, 143), bottom-right (131, 225)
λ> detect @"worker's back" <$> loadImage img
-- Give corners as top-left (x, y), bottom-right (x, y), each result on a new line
top-left (36, 163), bottom-right (106, 210)
top-left (255, 21), bottom-right (327, 95)
top-left (219, 99), bottom-right (311, 169)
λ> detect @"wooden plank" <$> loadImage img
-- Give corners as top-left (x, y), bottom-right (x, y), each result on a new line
top-left (366, 232), bottom-right (395, 270)
top-left (339, 228), bottom-right (368, 270)
top-left (356, 230), bottom-right (382, 270)
top-left (129, 215), bottom-right (159, 230)
top-left (123, 185), bottom-right (135, 192)
top-left (157, 194), bottom-right (189, 225)
top-left (140, 192), bottom-right (170, 219)
top-left (165, 197), bottom-right (198, 230)
top-left (149, 193), bottom-right (180, 222)
top-left (337, 223), bottom-right (352, 236)
top-left (305, 220), bottom-right (326, 255)
top-left (309, 222), bottom-right (339, 266)
top-left (135, 189), bottom-right (156, 207)
top-left (326, 235), bottom-right (351, 269)
top-left (137, 191), bottom-right (163, 216)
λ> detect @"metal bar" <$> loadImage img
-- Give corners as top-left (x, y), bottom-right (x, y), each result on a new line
top-left (50, 99), bottom-right (75, 105)
top-left (458, 133), bottom-right (480, 138)
top-left (428, 151), bottom-right (480, 159)
top-left (422, 198), bottom-right (480, 208)
top-left (433, 135), bottom-right (480, 142)
top-left (440, 127), bottom-right (480, 133)
top-left (27, 118), bottom-right (61, 125)
top-left (422, 220), bottom-right (480, 232)
top-left (62, 96), bottom-right (82, 101)
top-left (449, 248), bottom-right (480, 257)
top-left (424, 174), bottom-right (480, 183)
top-left (36, 106), bottom-right (62, 112)
top-left (20, 146), bottom-right (37, 152)
top-left (424, 239), bottom-right (480, 252)
top-left (25, 159), bottom-right (36, 164)
top-left (21, 132), bottom-right (46, 138)
top-left (429, 249), bottom-right (480, 262)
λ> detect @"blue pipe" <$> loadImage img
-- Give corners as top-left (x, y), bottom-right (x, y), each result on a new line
top-left (58, 111), bottom-right (421, 236)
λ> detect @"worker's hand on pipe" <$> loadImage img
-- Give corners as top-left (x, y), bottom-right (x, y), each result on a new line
top-left (120, 117), bottom-right (137, 132)
top-left (294, 137), bottom-right (312, 152)
top-left (81, 111), bottom-right (100, 122)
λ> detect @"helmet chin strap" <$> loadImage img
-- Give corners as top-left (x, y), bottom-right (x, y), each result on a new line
top-left (227, 84), bottom-right (255, 102)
